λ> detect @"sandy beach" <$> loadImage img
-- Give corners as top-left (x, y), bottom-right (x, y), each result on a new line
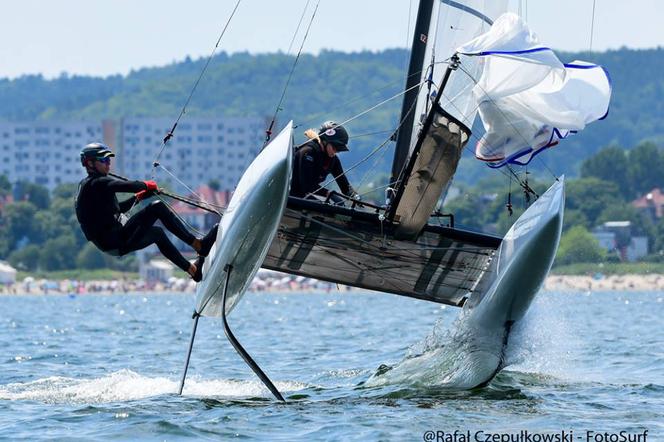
top-left (2, 273), bottom-right (664, 296)
top-left (544, 273), bottom-right (664, 292)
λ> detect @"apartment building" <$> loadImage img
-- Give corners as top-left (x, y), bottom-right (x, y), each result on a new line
top-left (0, 116), bottom-right (268, 191)
top-left (0, 121), bottom-right (103, 189)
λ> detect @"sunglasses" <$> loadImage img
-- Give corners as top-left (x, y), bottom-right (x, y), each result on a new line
top-left (97, 157), bottom-right (112, 164)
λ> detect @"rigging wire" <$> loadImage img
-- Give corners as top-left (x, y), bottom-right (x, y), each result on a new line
top-left (294, 68), bottom-right (427, 130)
top-left (286, 0), bottom-right (312, 55)
top-left (589, 0), bottom-right (597, 53)
top-left (156, 163), bottom-right (205, 203)
top-left (305, 80), bottom-right (426, 199)
top-left (264, 0), bottom-right (320, 145)
top-left (335, 81), bottom-right (425, 130)
top-left (150, 0), bottom-right (243, 179)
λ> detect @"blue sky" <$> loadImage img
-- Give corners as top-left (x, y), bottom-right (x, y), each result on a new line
top-left (1, 0), bottom-right (661, 79)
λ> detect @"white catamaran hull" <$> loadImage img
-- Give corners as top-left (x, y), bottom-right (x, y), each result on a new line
top-left (465, 177), bottom-right (564, 326)
top-left (459, 177), bottom-right (565, 386)
top-left (367, 178), bottom-right (564, 389)
top-left (194, 122), bottom-right (293, 317)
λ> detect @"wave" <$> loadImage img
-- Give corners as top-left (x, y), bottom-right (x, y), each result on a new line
top-left (365, 291), bottom-right (584, 390)
top-left (365, 310), bottom-right (505, 390)
top-left (0, 369), bottom-right (308, 404)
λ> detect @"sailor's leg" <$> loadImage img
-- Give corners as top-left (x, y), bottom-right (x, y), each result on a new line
top-left (140, 200), bottom-right (197, 246)
top-left (121, 226), bottom-right (191, 273)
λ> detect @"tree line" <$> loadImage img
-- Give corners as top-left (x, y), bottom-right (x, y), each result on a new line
top-left (443, 142), bottom-right (664, 265)
top-left (0, 180), bottom-right (136, 272)
top-left (0, 47), bottom-right (662, 182)
top-left (1, 141), bottom-right (662, 272)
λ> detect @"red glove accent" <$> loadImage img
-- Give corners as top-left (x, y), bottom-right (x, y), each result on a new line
top-left (144, 180), bottom-right (159, 192)
top-left (135, 190), bottom-right (150, 201)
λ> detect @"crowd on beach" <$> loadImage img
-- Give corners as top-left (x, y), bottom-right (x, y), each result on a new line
top-left (544, 273), bottom-right (664, 292)
top-left (0, 271), bottom-right (349, 296)
top-left (2, 271), bottom-right (664, 296)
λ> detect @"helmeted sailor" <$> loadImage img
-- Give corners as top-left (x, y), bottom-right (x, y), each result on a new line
top-left (290, 121), bottom-right (358, 203)
top-left (74, 142), bottom-right (217, 282)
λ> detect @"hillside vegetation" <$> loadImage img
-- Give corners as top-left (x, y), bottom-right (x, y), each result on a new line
top-left (0, 48), bottom-right (662, 182)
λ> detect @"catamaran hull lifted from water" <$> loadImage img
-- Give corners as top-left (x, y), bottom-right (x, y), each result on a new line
top-left (195, 122), bottom-right (293, 317)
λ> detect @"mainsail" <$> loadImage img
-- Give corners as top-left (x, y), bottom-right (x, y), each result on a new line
top-left (388, 0), bottom-right (509, 239)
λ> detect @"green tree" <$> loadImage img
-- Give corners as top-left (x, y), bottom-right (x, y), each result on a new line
top-left (627, 142), bottom-right (664, 197)
top-left (443, 193), bottom-right (487, 231)
top-left (13, 181), bottom-right (50, 210)
top-left (38, 235), bottom-right (77, 271)
top-left (0, 175), bottom-right (11, 197)
top-left (556, 225), bottom-right (606, 265)
top-left (654, 217), bottom-right (664, 255)
top-left (563, 209), bottom-right (590, 232)
top-left (580, 146), bottom-right (631, 197)
top-left (2, 201), bottom-right (38, 251)
top-left (76, 243), bottom-right (111, 270)
top-left (8, 245), bottom-right (41, 271)
top-left (52, 183), bottom-right (78, 200)
top-left (566, 178), bottom-right (622, 228)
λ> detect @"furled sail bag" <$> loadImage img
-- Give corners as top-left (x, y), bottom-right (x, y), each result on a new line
top-left (457, 13), bottom-right (612, 167)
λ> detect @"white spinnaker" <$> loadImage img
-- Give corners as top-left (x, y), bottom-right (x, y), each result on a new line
top-left (408, 0), bottom-right (509, 151)
top-left (457, 13), bottom-right (612, 167)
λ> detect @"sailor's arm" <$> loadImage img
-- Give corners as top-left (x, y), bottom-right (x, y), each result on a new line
top-left (330, 158), bottom-right (357, 198)
top-left (98, 177), bottom-right (159, 212)
top-left (98, 176), bottom-right (149, 194)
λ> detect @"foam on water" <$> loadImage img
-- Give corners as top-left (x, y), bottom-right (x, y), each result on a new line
top-left (504, 291), bottom-right (585, 381)
top-left (365, 290), bottom-right (590, 390)
top-left (0, 369), bottom-right (308, 404)
top-left (365, 310), bottom-right (505, 390)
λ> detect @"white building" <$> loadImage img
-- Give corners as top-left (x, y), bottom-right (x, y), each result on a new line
top-left (0, 121), bottom-right (103, 189)
top-left (592, 221), bottom-right (649, 262)
top-left (113, 117), bottom-right (267, 191)
top-left (140, 259), bottom-right (174, 283)
top-left (0, 116), bottom-right (268, 192)
top-left (0, 261), bottom-right (17, 284)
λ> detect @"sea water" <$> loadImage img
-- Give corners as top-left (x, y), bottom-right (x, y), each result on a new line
top-left (1, 290), bottom-right (662, 441)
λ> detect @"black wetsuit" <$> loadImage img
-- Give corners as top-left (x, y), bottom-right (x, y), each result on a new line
top-left (290, 139), bottom-right (354, 199)
top-left (75, 172), bottom-right (194, 272)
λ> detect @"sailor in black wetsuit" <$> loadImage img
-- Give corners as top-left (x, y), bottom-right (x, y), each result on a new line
top-left (75, 142), bottom-right (218, 282)
top-left (290, 121), bottom-right (358, 204)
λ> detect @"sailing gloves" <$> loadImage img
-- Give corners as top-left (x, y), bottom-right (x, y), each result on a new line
top-left (144, 180), bottom-right (159, 191)
top-left (135, 180), bottom-right (160, 201)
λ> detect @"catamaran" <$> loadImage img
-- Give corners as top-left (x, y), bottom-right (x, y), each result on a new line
top-left (175, 0), bottom-right (611, 401)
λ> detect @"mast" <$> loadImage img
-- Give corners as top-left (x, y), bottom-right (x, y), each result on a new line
top-left (390, 0), bottom-right (435, 188)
